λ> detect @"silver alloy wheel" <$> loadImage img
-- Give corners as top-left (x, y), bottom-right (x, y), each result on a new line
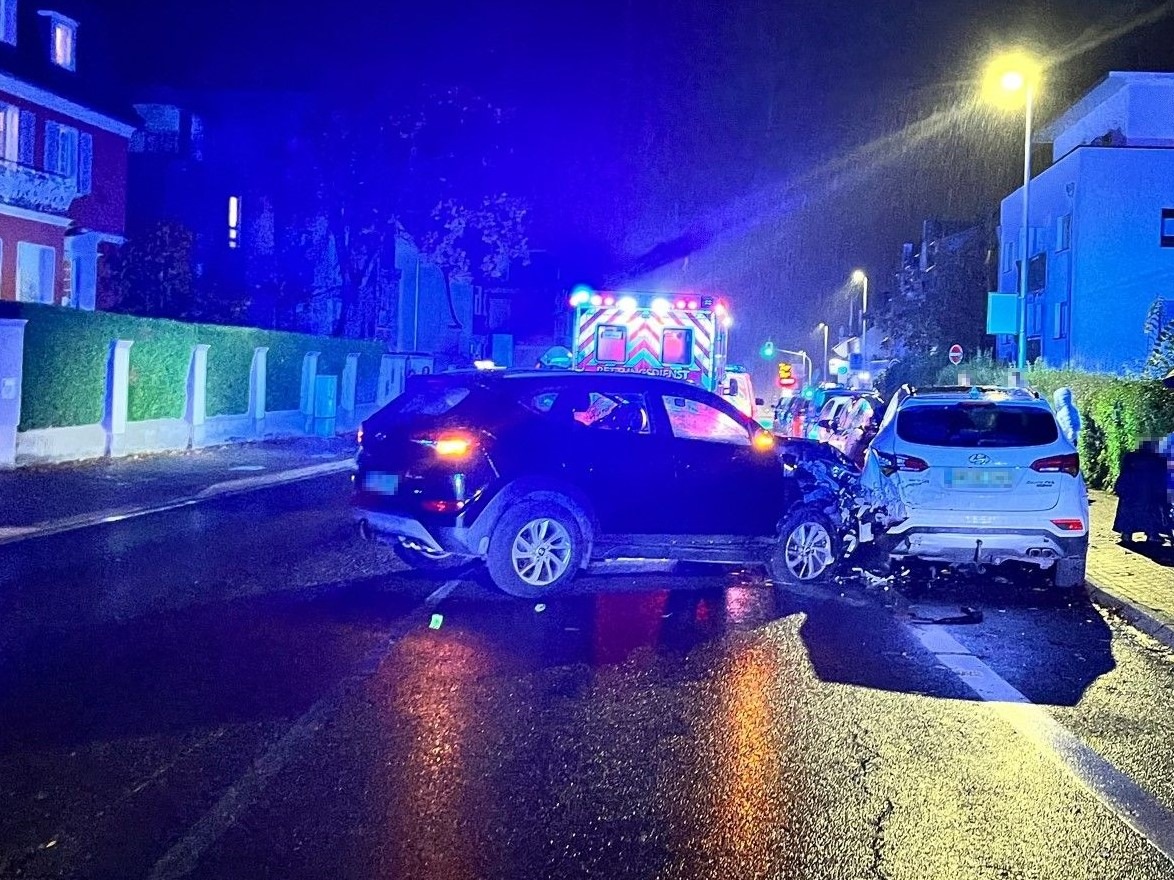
top-left (784, 521), bottom-right (835, 581)
top-left (511, 518), bottom-right (573, 587)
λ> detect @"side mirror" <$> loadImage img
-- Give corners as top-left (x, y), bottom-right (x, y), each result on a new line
top-left (754, 397), bottom-right (765, 406)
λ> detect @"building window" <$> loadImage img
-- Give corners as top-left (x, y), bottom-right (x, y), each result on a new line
top-left (228, 195), bottom-right (241, 248)
top-left (1161, 209), bottom-right (1174, 248)
top-left (1053, 302), bottom-right (1068, 339)
top-left (0, 103), bottom-right (19, 161)
top-left (1057, 214), bottom-right (1071, 251)
top-left (16, 242), bottom-right (56, 304)
top-left (43, 120), bottom-right (78, 178)
top-left (1, 0), bottom-right (17, 45)
top-left (1002, 239), bottom-right (1016, 273)
top-left (42, 12), bottom-right (76, 70)
top-left (1028, 252), bottom-right (1046, 292)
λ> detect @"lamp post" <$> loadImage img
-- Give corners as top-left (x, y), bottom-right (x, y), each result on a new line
top-left (815, 323), bottom-right (829, 382)
top-left (851, 269), bottom-right (868, 367)
top-left (984, 51), bottom-right (1042, 371)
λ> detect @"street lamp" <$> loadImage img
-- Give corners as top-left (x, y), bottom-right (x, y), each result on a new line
top-left (815, 323), bottom-right (829, 382)
top-left (984, 50), bottom-right (1042, 371)
top-left (851, 269), bottom-right (868, 367)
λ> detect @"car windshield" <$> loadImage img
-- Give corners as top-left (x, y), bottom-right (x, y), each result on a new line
top-left (896, 403), bottom-right (1060, 448)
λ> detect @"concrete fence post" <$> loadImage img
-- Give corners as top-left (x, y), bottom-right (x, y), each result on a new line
top-left (105, 339), bottom-right (134, 456)
top-left (0, 318), bottom-right (27, 469)
top-left (299, 352), bottom-right (320, 433)
top-left (377, 354), bottom-right (395, 405)
top-left (187, 344), bottom-right (210, 448)
top-left (341, 353), bottom-right (359, 424)
top-left (249, 346), bottom-right (268, 435)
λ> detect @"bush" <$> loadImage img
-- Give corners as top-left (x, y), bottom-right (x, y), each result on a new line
top-left (1, 302), bottom-right (387, 431)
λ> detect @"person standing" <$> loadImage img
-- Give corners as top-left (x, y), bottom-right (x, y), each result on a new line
top-left (1113, 439), bottom-right (1173, 545)
top-left (1053, 387), bottom-right (1081, 448)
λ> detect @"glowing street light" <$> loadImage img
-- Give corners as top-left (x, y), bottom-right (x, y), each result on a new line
top-left (815, 322), bottom-right (830, 382)
top-left (851, 270), bottom-right (869, 368)
top-left (984, 50), bottom-right (1043, 371)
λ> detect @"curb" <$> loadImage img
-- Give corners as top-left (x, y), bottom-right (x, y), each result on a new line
top-left (0, 459), bottom-right (354, 547)
top-left (1086, 574), bottom-right (1174, 651)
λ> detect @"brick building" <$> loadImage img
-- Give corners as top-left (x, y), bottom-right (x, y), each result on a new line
top-left (0, 0), bottom-right (135, 308)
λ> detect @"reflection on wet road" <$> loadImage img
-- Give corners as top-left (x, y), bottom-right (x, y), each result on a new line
top-left (2, 475), bottom-right (1174, 879)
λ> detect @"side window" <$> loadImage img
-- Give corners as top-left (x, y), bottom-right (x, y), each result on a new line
top-left (542, 388), bottom-right (651, 434)
top-left (663, 395), bottom-right (750, 446)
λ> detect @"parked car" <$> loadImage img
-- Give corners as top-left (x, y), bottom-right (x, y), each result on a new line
top-left (353, 370), bottom-right (847, 597)
top-left (864, 385), bottom-right (1090, 589)
top-left (825, 393), bottom-right (884, 467)
top-left (719, 367), bottom-right (763, 422)
top-left (773, 396), bottom-right (811, 439)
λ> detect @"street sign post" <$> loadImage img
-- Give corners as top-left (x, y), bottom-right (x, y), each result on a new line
top-left (948, 344), bottom-right (964, 366)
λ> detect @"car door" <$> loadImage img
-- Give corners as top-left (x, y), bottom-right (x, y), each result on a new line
top-left (542, 381), bottom-right (678, 535)
top-left (660, 390), bottom-right (787, 536)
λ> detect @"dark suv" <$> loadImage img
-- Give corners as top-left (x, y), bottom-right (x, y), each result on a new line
top-left (353, 370), bottom-right (844, 597)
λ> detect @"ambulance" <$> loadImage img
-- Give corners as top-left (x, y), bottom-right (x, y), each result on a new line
top-left (567, 288), bottom-right (731, 394)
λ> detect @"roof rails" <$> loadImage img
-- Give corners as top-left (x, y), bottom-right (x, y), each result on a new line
top-left (900, 383), bottom-right (1040, 400)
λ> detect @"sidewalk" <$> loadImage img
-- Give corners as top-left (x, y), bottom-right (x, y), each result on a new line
top-left (0, 436), bottom-right (356, 542)
top-left (1086, 489), bottom-right (1174, 649)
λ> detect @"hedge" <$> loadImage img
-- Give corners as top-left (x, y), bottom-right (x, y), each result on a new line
top-left (0, 302), bottom-right (386, 431)
top-left (877, 352), bottom-right (1174, 489)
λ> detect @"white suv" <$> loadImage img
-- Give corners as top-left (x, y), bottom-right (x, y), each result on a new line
top-left (864, 385), bottom-right (1089, 589)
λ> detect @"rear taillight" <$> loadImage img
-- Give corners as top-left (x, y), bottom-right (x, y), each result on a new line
top-left (1031, 453), bottom-right (1079, 477)
top-left (875, 450), bottom-right (930, 473)
top-left (1051, 518), bottom-right (1085, 532)
top-left (413, 431), bottom-right (476, 459)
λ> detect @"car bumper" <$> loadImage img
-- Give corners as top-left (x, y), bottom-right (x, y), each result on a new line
top-left (881, 525), bottom-right (1087, 567)
top-left (353, 507), bottom-right (480, 556)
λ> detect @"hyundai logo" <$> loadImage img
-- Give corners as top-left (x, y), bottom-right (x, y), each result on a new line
top-left (968, 453), bottom-right (991, 466)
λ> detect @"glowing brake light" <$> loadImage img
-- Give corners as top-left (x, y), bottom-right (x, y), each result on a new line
top-left (603, 295), bottom-right (616, 306)
top-left (1051, 518), bottom-right (1085, 532)
top-left (356, 425), bottom-right (365, 446)
top-left (752, 431), bottom-right (775, 452)
top-left (875, 450), bottom-right (929, 473)
top-left (1031, 454), bottom-right (1080, 476)
top-left (413, 432), bottom-right (475, 458)
top-left (688, 300), bottom-right (699, 309)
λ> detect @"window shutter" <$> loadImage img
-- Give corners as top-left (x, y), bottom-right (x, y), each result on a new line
top-left (18, 110), bottom-right (35, 165)
top-left (78, 132), bottom-right (92, 194)
top-left (2, 0), bottom-right (16, 44)
top-left (44, 121), bottom-right (60, 172)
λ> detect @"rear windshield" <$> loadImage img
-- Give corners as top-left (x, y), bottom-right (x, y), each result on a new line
top-left (373, 380), bottom-right (471, 423)
top-left (896, 403), bottom-right (1059, 448)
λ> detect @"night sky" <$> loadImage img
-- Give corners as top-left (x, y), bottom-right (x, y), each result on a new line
top-left (109, 0), bottom-right (1174, 360)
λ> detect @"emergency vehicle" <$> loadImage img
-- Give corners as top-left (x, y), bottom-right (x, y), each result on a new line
top-left (567, 289), bottom-right (731, 393)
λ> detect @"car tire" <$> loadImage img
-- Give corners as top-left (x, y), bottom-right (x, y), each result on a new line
top-left (391, 539), bottom-right (470, 572)
top-left (1053, 554), bottom-right (1087, 591)
top-left (486, 500), bottom-right (585, 598)
top-left (771, 508), bottom-right (841, 587)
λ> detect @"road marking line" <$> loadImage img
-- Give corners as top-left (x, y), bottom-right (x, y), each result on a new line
top-left (147, 581), bottom-right (459, 880)
top-left (906, 622), bottom-right (1174, 865)
top-left (0, 460), bottom-right (353, 547)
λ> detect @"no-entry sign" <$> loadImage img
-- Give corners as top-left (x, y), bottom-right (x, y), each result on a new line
top-left (948, 344), bottom-right (963, 366)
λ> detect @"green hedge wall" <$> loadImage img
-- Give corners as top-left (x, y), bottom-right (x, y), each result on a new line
top-left (0, 302), bottom-right (386, 431)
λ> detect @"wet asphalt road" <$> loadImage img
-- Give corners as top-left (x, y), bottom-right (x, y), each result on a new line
top-left (2, 476), bottom-right (1174, 879)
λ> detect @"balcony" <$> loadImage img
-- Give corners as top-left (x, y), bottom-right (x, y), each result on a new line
top-left (0, 159), bottom-right (77, 214)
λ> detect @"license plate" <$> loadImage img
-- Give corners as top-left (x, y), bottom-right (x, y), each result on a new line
top-left (946, 468), bottom-right (1013, 489)
top-left (364, 472), bottom-right (400, 494)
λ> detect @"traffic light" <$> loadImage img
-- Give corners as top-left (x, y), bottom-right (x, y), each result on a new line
top-left (760, 341), bottom-right (776, 359)
top-left (777, 362), bottom-right (796, 389)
